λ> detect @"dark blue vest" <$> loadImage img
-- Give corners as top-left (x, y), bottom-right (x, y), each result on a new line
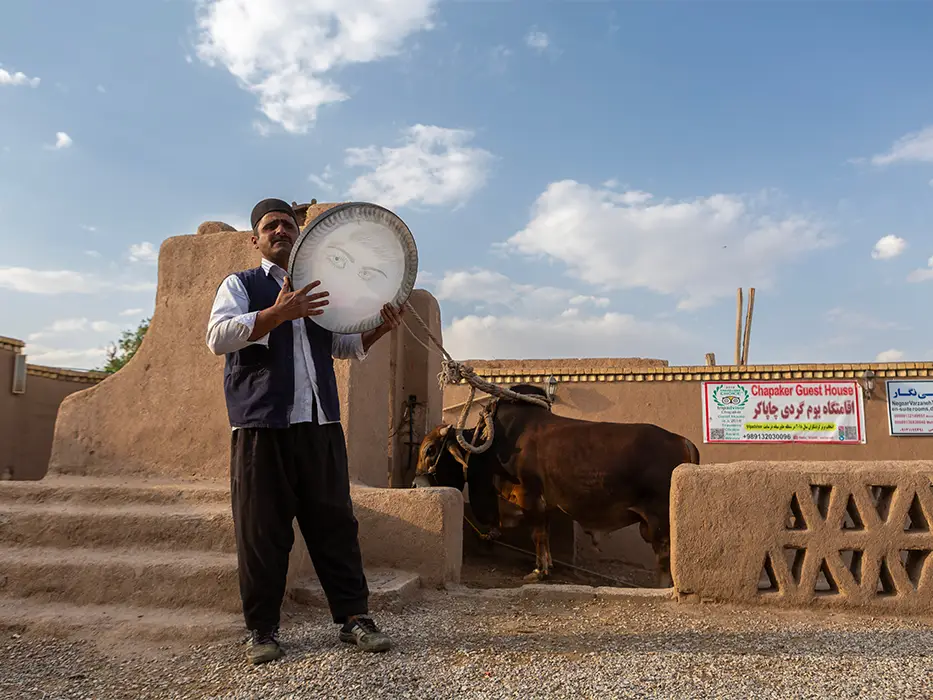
top-left (222, 266), bottom-right (341, 429)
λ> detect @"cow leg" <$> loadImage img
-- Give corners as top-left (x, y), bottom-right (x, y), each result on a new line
top-left (525, 511), bottom-right (552, 582)
top-left (636, 512), bottom-right (672, 588)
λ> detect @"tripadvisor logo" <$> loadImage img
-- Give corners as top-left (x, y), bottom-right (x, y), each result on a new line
top-left (712, 384), bottom-right (749, 409)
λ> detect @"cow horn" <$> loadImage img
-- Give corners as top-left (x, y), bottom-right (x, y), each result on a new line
top-left (447, 444), bottom-right (470, 473)
top-left (439, 425), bottom-right (449, 436)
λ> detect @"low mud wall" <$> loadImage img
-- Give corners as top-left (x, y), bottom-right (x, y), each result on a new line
top-left (671, 460), bottom-right (933, 613)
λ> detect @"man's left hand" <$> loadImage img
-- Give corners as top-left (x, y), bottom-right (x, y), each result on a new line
top-left (361, 303), bottom-right (405, 352)
top-left (379, 303), bottom-right (404, 331)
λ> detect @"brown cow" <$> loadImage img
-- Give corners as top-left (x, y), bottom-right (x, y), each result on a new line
top-left (414, 384), bottom-right (700, 585)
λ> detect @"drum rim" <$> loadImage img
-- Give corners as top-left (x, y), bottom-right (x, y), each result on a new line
top-left (287, 201), bottom-right (419, 334)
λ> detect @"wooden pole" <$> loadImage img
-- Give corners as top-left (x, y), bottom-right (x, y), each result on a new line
top-left (741, 287), bottom-right (756, 365)
top-left (705, 352), bottom-right (716, 366)
top-left (735, 288), bottom-right (744, 366)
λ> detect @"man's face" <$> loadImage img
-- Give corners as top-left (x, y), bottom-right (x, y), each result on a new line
top-left (252, 211), bottom-right (299, 262)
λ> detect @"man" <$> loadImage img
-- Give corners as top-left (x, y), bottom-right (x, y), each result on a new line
top-left (206, 198), bottom-right (402, 665)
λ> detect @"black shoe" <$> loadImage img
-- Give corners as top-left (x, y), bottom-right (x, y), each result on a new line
top-left (246, 628), bottom-right (285, 665)
top-left (339, 615), bottom-right (392, 652)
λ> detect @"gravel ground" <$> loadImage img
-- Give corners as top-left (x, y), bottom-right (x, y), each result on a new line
top-left (1, 591), bottom-right (931, 700)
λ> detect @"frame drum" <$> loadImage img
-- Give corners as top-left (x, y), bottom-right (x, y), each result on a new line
top-left (287, 202), bottom-right (419, 334)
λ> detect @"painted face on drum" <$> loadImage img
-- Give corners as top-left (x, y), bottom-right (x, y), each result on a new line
top-left (252, 212), bottom-right (299, 267)
top-left (312, 225), bottom-right (404, 302)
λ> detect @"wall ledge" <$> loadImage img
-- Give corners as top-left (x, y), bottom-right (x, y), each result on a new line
top-left (26, 364), bottom-right (108, 384)
top-left (0, 336), bottom-right (25, 353)
top-left (456, 361), bottom-right (933, 385)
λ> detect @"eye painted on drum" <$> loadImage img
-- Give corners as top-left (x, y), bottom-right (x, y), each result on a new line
top-left (358, 266), bottom-right (387, 282)
top-left (325, 245), bottom-right (352, 270)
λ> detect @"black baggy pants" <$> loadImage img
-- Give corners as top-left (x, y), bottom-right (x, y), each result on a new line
top-left (230, 419), bottom-right (369, 632)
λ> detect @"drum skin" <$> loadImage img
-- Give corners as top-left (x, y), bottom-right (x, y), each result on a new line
top-left (287, 202), bottom-right (419, 334)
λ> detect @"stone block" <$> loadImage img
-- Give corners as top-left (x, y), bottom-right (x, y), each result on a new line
top-left (289, 568), bottom-right (421, 613)
top-left (671, 460), bottom-right (933, 614)
top-left (287, 485), bottom-right (463, 591)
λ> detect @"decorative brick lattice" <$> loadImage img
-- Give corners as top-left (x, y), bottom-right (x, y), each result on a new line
top-left (758, 481), bottom-right (933, 602)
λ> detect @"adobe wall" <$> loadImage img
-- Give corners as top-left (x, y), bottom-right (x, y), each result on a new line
top-left (47, 203), bottom-right (438, 485)
top-left (671, 460), bottom-right (933, 613)
top-left (0, 338), bottom-right (105, 481)
top-left (441, 360), bottom-right (933, 582)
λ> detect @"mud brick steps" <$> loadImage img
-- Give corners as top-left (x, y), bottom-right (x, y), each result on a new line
top-left (0, 476), bottom-right (420, 641)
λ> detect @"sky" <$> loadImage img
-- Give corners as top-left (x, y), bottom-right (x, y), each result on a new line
top-left (1, 0), bottom-right (932, 371)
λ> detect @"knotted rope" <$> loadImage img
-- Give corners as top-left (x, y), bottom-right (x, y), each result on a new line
top-left (401, 301), bottom-right (551, 454)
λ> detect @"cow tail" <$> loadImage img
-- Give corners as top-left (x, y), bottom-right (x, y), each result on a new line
top-left (684, 437), bottom-right (700, 465)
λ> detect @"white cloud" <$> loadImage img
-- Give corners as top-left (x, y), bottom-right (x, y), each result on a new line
top-left (525, 29), bottom-right (550, 52)
top-left (488, 45), bottom-right (512, 73)
top-left (53, 132), bottom-right (72, 149)
top-left (85, 250), bottom-right (101, 258)
top-left (0, 66), bottom-right (40, 87)
top-left (875, 349), bottom-right (904, 363)
top-left (569, 294), bottom-right (610, 307)
top-left (825, 307), bottom-right (909, 332)
top-left (120, 308), bottom-right (145, 317)
top-left (309, 164), bottom-right (336, 193)
top-left (345, 125), bottom-right (494, 209)
top-left (430, 268), bottom-right (611, 316)
top-left (443, 310), bottom-right (690, 360)
top-left (193, 0), bottom-right (438, 133)
top-left (128, 242), bottom-right (158, 264)
top-left (24, 344), bottom-right (108, 370)
top-left (0, 266), bottom-right (154, 295)
top-left (28, 318), bottom-right (120, 341)
top-left (907, 255), bottom-right (933, 283)
top-left (500, 180), bottom-right (833, 310)
top-left (81, 224), bottom-right (97, 232)
top-left (871, 234), bottom-right (907, 260)
top-left (869, 125), bottom-right (933, 166)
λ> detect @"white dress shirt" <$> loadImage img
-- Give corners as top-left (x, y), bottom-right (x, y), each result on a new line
top-left (206, 258), bottom-right (367, 426)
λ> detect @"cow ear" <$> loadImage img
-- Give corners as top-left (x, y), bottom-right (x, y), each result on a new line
top-left (438, 425), bottom-right (449, 436)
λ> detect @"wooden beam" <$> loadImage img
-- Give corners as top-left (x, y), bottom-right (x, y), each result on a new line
top-left (735, 288), bottom-right (744, 365)
top-left (741, 287), bottom-right (756, 365)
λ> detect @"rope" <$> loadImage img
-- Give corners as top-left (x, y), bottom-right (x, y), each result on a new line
top-left (462, 515), bottom-right (639, 589)
top-left (400, 301), bottom-right (551, 454)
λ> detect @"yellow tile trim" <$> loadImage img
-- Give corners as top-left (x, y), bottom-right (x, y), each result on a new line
top-left (26, 364), bottom-right (108, 384)
top-left (453, 362), bottom-right (933, 384)
top-left (0, 335), bottom-right (25, 352)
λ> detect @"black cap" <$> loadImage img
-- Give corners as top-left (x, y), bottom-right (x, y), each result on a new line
top-left (250, 198), bottom-right (298, 230)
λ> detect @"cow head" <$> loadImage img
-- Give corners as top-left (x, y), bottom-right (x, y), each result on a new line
top-left (413, 424), bottom-right (467, 489)
top-left (413, 423), bottom-right (503, 535)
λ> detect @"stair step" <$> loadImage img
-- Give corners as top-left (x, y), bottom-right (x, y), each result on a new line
top-left (289, 569), bottom-right (422, 613)
top-left (0, 502), bottom-right (235, 552)
top-left (0, 595), bottom-right (243, 647)
top-left (0, 475), bottom-right (229, 507)
top-left (0, 545), bottom-right (240, 613)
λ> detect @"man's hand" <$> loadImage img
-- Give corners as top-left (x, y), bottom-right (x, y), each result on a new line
top-left (273, 276), bottom-right (330, 321)
top-left (249, 276), bottom-right (329, 341)
top-left (379, 303), bottom-right (404, 331)
top-left (361, 303), bottom-right (406, 352)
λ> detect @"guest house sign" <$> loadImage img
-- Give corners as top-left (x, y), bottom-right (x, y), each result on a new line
top-left (702, 380), bottom-right (866, 444)
top-left (886, 380), bottom-right (933, 436)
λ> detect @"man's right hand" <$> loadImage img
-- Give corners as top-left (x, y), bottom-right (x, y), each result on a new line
top-left (272, 276), bottom-right (330, 320)
top-left (248, 276), bottom-right (329, 341)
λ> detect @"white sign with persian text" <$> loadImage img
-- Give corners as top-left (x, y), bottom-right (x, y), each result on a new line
top-left (887, 380), bottom-right (933, 436)
top-left (702, 380), bottom-right (866, 444)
